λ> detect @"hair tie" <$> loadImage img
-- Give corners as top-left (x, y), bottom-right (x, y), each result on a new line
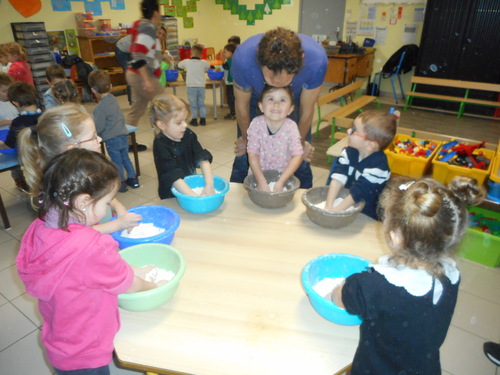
top-left (399, 181), bottom-right (415, 191)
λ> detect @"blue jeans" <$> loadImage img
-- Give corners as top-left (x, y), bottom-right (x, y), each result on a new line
top-left (229, 126), bottom-right (313, 189)
top-left (54, 365), bottom-right (110, 375)
top-left (187, 87), bottom-right (206, 119)
top-left (105, 135), bottom-right (136, 182)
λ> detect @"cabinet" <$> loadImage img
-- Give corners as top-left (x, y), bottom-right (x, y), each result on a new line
top-left (325, 49), bottom-right (376, 85)
top-left (77, 36), bottom-right (126, 92)
top-left (10, 22), bottom-right (53, 109)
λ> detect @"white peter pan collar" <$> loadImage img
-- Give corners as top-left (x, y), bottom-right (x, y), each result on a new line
top-left (373, 255), bottom-right (460, 305)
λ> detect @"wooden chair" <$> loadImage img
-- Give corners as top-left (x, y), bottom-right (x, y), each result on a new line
top-left (205, 47), bottom-right (215, 60)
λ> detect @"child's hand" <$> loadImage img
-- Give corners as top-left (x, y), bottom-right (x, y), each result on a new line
top-left (202, 185), bottom-right (215, 196)
top-left (133, 264), bottom-right (156, 280)
top-left (273, 180), bottom-right (285, 193)
top-left (257, 182), bottom-right (271, 192)
top-left (117, 212), bottom-right (142, 231)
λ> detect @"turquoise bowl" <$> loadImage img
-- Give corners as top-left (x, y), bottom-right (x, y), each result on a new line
top-left (171, 175), bottom-right (229, 214)
top-left (111, 205), bottom-right (180, 249)
top-left (118, 243), bottom-right (186, 311)
top-left (301, 253), bottom-right (372, 325)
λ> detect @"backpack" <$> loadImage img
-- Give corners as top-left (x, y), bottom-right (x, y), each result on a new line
top-left (61, 55), bottom-right (94, 97)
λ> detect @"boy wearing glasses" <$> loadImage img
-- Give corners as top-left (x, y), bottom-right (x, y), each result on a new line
top-left (0, 81), bottom-right (41, 192)
top-left (325, 110), bottom-right (398, 219)
top-left (88, 69), bottom-right (139, 193)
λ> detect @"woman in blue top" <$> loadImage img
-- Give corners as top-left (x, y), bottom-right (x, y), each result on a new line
top-left (230, 27), bottom-right (327, 188)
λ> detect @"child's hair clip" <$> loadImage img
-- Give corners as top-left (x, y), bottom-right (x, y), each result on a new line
top-left (399, 181), bottom-right (415, 191)
top-left (53, 192), bottom-right (58, 197)
top-left (390, 107), bottom-right (401, 119)
top-left (63, 201), bottom-right (69, 206)
top-left (61, 123), bottom-right (73, 138)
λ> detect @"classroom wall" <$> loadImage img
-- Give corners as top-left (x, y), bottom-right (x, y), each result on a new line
top-left (344, 0), bottom-right (425, 96)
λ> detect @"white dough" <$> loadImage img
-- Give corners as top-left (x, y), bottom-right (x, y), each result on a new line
top-left (192, 187), bottom-right (221, 196)
top-left (313, 198), bottom-right (356, 212)
top-left (143, 266), bottom-right (176, 283)
top-left (121, 223), bottom-right (165, 238)
top-left (313, 277), bottom-right (345, 299)
top-left (268, 181), bottom-right (289, 192)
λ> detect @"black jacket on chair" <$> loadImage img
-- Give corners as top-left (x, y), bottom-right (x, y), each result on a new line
top-left (381, 44), bottom-right (419, 76)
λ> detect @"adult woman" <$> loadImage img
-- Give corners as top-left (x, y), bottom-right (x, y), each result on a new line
top-left (230, 27), bottom-right (328, 189)
top-left (126, 0), bottom-right (164, 128)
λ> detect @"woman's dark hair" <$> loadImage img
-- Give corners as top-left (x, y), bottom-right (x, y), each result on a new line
top-left (141, 0), bottom-right (159, 19)
top-left (257, 27), bottom-right (303, 74)
top-left (38, 148), bottom-right (120, 231)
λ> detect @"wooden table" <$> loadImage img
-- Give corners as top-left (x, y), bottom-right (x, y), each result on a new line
top-left (325, 49), bottom-right (376, 86)
top-left (114, 184), bottom-right (389, 375)
top-left (167, 79), bottom-right (224, 119)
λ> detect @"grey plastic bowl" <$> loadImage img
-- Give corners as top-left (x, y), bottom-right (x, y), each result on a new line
top-left (301, 187), bottom-right (365, 229)
top-left (243, 170), bottom-right (300, 209)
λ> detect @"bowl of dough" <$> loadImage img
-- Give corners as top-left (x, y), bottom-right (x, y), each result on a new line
top-left (171, 175), bottom-right (230, 214)
top-left (207, 69), bottom-right (224, 80)
top-left (243, 170), bottom-right (300, 209)
top-left (111, 205), bottom-right (180, 249)
top-left (165, 69), bottom-right (179, 82)
top-left (118, 243), bottom-right (186, 311)
top-left (301, 253), bottom-right (372, 325)
top-left (301, 187), bottom-right (365, 229)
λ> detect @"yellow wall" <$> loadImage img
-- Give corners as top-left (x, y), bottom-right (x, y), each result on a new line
top-left (344, 0), bottom-right (425, 94)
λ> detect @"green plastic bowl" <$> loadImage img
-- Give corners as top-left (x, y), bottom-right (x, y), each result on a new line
top-left (118, 243), bottom-right (186, 312)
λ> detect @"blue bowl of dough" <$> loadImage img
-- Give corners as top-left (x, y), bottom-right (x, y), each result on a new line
top-left (111, 205), bottom-right (180, 249)
top-left (165, 69), bottom-right (179, 82)
top-left (301, 253), bottom-right (372, 326)
top-left (171, 175), bottom-right (229, 214)
top-left (0, 129), bottom-right (17, 155)
top-left (207, 69), bottom-right (224, 80)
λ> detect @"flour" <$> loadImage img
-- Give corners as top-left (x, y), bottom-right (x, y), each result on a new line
top-left (268, 182), bottom-right (289, 192)
top-left (143, 266), bottom-right (176, 283)
top-left (313, 198), bottom-right (356, 212)
top-left (312, 277), bottom-right (345, 299)
top-left (121, 223), bottom-right (165, 238)
top-left (192, 187), bottom-right (221, 196)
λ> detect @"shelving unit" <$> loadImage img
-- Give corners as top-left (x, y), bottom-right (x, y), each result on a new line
top-left (11, 22), bottom-right (53, 109)
top-left (77, 35), bottom-right (126, 92)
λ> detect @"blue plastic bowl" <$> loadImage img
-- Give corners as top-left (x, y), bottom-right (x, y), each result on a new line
top-left (165, 69), bottom-right (179, 82)
top-left (171, 175), bottom-right (230, 214)
top-left (207, 69), bottom-right (224, 80)
top-left (111, 205), bottom-right (180, 249)
top-left (0, 129), bottom-right (17, 155)
top-left (301, 253), bottom-right (372, 325)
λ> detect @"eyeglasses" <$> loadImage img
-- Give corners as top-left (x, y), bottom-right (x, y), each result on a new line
top-left (350, 124), bottom-right (367, 139)
top-left (75, 133), bottom-right (100, 146)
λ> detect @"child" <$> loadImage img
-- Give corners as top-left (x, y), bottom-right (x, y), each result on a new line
top-left (18, 103), bottom-right (141, 234)
top-left (0, 81), bottom-right (41, 192)
top-left (330, 175), bottom-right (485, 374)
top-left (0, 44), bottom-right (12, 73)
top-left (52, 79), bottom-right (80, 105)
top-left (228, 35), bottom-right (241, 45)
top-left (44, 65), bottom-right (67, 110)
top-left (150, 94), bottom-right (215, 199)
top-left (3, 42), bottom-right (34, 85)
top-left (17, 148), bottom-right (161, 375)
top-left (325, 110), bottom-right (397, 219)
top-left (88, 69), bottom-right (139, 192)
top-left (0, 72), bottom-right (18, 128)
top-left (247, 85), bottom-right (303, 193)
top-left (222, 43), bottom-right (237, 120)
top-left (177, 44), bottom-right (210, 126)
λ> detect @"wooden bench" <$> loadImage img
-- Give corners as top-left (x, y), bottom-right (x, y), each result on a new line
top-left (315, 80), bottom-right (379, 162)
top-left (404, 76), bottom-right (500, 119)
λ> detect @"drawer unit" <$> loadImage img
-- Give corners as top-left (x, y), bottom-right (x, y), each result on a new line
top-left (11, 22), bottom-right (45, 32)
top-left (28, 53), bottom-right (53, 63)
top-left (18, 38), bottom-right (49, 48)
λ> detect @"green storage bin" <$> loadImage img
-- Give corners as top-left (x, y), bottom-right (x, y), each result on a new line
top-left (457, 207), bottom-right (500, 267)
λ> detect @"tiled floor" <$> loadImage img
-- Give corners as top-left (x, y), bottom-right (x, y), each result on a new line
top-left (0, 87), bottom-right (498, 375)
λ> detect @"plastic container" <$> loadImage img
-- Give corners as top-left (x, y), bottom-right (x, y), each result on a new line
top-left (384, 134), bottom-right (441, 178)
top-left (18, 38), bottom-right (49, 48)
top-left (486, 153), bottom-right (500, 203)
top-left (243, 170), bottom-right (300, 209)
top-left (207, 69), bottom-right (224, 80)
top-left (301, 253), bottom-right (372, 325)
top-left (432, 146), bottom-right (496, 186)
top-left (12, 22), bottom-right (45, 32)
top-left (171, 175), bottom-right (230, 214)
top-left (118, 244), bottom-right (186, 311)
top-left (0, 129), bottom-right (16, 155)
top-left (457, 206), bottom-right (500, 267)
top-left (301, 187), bottom-right (365, 229)
top-left (165, 69), bottom-right (179, 82)
top-left (111, 205), bottom-right (180, 249)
